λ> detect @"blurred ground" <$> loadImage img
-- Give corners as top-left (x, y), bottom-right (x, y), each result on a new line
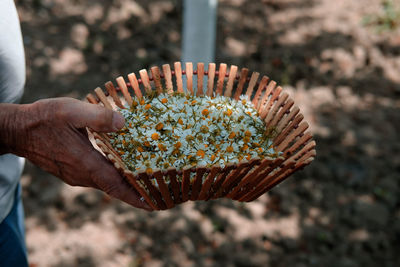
top-left (15, 0), bottom-right (400, 266)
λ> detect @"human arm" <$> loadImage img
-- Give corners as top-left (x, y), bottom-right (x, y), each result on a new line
top-left (0, 97), bottom-right (151, 211)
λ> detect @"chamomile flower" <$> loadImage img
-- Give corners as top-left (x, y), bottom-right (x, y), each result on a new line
top-left (109, 90), bottom-right (278, 176)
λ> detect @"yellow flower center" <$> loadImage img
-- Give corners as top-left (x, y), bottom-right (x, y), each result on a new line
top-left (200, 125), bottom-right (209, 133)
top-left (156, 123), bottom-right (164, 130)
top-left (174, 142), bottom-right (182, 149)
top-left (145, 104), bottom-right (152, 110)
top-left (151, 133), bottom-right (159, 140)
top-left (202, 109), bottom-right (209, 116)
top-left (244, 130), bottom-right (252, 137)
top-left (197, 150), bottom-right (205, 158)
top-left (226, 146), bottom-right (234, 153)
top-left (158, 143), bottom-right (167, 151)
top-left (228, 132), bottom-right (236, 139)
top-left (161, 98), bottom-right (168, 103)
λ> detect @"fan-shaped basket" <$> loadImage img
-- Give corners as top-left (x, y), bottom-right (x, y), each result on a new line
top-left (86, 62), bottom-right (316, 210)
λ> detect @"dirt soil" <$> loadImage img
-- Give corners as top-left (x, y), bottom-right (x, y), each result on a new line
top-left (15, 0), bottom-right (400, 266)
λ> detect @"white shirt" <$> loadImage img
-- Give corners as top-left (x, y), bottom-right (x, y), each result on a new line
top-left (0, 0), bottom-right (26, 223)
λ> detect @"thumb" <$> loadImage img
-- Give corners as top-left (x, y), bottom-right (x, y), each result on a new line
top-left (66, 99), bottom-right (125, 132)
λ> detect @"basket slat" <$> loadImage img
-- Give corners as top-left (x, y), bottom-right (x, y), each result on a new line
top-left (166, 168), bottom-right (182, 204)
top-left (246, 72), bottom-right (260, 99)
top-left (174, 62), bottom-right (184, 93)
top-left (198, 166), bottom-right (221, 200)
top-left (154, 171), bottom-right (175, 209)
top-left (284, 131), bottom-right (313, 157)
top-left (94, 87), bottom-right (112, 110)
top-left (287, 140), bottom-right (316, 164)
top-left (162, 64), bottom-right (174, 94)
top-left (124, 171), bottom-right (159, 210)
top-left (186, 62), bottom-right (194, 95)
top-left (260, 86), bottom-right (282, 119)
top-left (139, 70), bottom-right (152, 94)
top-left (139, 173), bottom-right (167, 210)
top-left (244, 160), bottom-right (296, 202)
top-left (151, 66), bottom-right (163, 93)
top-left (233, 68), bottom-right (249, 100)
top-left (209, 164), bottom-right (236, 200)
top-left (277, 121), bottom-right (309, 152)
top-left (95, 139), bottom-right (125, 168)
top-left (222, 159), bottom-right (260, 198)
top-left (206, 63), bottom-right (216, 96)
top-left (237, 158), bottom-right (285, 201)
top-left (127, 72), bottom-right (143, 99)
top-left (276, 106), bottom-right (300, 133)
top-left (214, 161), bottom-right (251, 198)
top-left (258, 81), bottom-right (277, 113)
top-left (116, 77), bottom-right (133, 106)
top-left (224, 65), bottom-right (238, 97)
top-left (253, 76), bottom-right (269, 108)
top-left (190, 167), bottom-right (207, 200)
top-left (269, 98), bottom-right (294, 128)
top-left (86, 93), bottom-right (98, 104)
top-left (197, 62), bottom-right (205, 96)
top-left (105, 81), bottom-right (124, 108)
top-left (265, 92), bottom-right (289, 127)
top-left (228, 158), bottom-right (271, 198)
top-left (274, 113), bottom-right (304, 147)
top-left (216, 63), bottom-right (227, 96)
top-left (181, 168), bottom-right (191, 202)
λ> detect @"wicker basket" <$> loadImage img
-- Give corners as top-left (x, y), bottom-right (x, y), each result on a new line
top-left (86, 62), bottom-right (316, 210)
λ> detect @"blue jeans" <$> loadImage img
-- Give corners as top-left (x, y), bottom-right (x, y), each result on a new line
top-left (0, 184), bottom-right (28, 266)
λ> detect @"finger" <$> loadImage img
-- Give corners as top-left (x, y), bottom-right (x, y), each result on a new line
top-left (86, 149), bottom-right (152, 211)
top-left (64, 99), bottom-right (125, 132)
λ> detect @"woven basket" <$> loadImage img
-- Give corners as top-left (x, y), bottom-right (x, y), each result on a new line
top-left (86, 62), bottom-right (316, 210)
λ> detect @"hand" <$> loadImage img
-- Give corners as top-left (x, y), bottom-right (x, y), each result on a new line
top-left (0, 97), bottom-right (151, 211)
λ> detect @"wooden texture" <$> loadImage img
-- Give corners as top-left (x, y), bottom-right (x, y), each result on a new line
top-left (206, 63), bottom-right (216, 96)
top-left (139, 70), bottom-right (152, 94)
top-left (246, 72), bottom-right (260, 99)
top-left (162, 64), bottom-right (174, 94)
top-left (224, 65), bottom-right (238, 97)
top-left (234, 68), bottom-right (249, 100)
top-left (216, 63), bottom-right (227, 96)
top-left (186, 62), bottom-right (194, 94)
top-left (196, 62), bottom-right (205, 96)
top-left (151, 66), bottom-right (163, 93)
top-left (94, 87), bottom-right (112, 109)
top-left (105, 81), bottom-right (124, 108)
top-left (127, 72), bottom-right (143, 99)
top-left (116, 77), bottom-right (133, 106)
top-left (174, 62), bottom-right (184, 93)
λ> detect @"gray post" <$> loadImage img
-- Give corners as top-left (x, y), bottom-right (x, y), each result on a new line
top-left (182, 0), bottom-right (217, 65)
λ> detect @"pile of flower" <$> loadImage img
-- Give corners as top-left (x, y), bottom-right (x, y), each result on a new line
top-left (109, 92), bottom-right (278, 175)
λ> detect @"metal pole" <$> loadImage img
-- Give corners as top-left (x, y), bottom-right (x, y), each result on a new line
top-left (182, 0), bottom-right (217, 65)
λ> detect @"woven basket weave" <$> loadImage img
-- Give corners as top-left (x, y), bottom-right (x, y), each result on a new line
top-left (86, 62), bottom-right (316, 210)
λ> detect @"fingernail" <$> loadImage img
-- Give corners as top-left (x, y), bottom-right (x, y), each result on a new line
top-left (112, 112), bottom-right (125, 130)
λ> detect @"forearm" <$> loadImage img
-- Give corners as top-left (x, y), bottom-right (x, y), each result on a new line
top-left (0, 103), bottom-right (30, 155)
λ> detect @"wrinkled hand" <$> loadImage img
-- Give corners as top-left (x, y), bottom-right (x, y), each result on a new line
top-left (1, 97), bottom-right (151, 211)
